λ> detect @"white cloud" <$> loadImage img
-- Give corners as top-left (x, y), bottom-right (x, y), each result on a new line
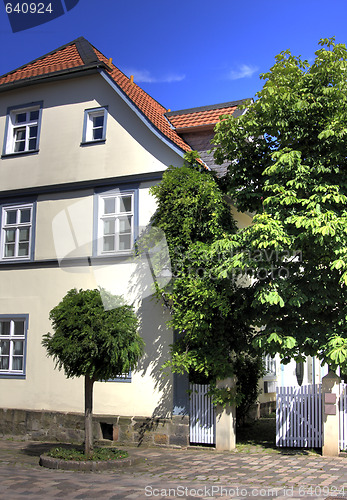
top-left (124, 68), bottom-right (185, 83)
top-left (228, 64), bottom-right (259, 80)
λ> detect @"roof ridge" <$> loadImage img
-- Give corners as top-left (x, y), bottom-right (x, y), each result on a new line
top-left (0, 36), bottom-right (87, 80)
top-left (165, 99), bottom-right (248, 117)
top-left (75, 38), bottom-right (101, 65)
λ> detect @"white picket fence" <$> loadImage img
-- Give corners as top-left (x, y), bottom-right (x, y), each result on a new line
top-left (189, 383), bottom-right (216, 445)
top-left (277, 382), bottom-right (347, 450)
top-left (339, 382), bottom-right (347, 451)
top-left (276, 384), bottom-right (322, 448)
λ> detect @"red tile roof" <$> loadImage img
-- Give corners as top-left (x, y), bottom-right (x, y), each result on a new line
top-left (0, 44), bottom-right (84, 85)
top-left (166, 106), bottom-right (237, 129)
top-left (165, 101), bottom-right (246, 131)
top-left (0, 38), bottom-right (246, 155)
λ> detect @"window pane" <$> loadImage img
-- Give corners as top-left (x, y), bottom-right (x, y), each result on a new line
top-left (14, 140), bottom-right (25, 153)
top-left (14, 321), bottom-right (24, 336)
top-left (13, 341), bottom-right (24, 355)
top-left (119, 196), bottom-right (132, 213)
top-left (0, 357), bottom-right (9, 370)
top-left (20, 209), bottom-right (31, 223)
top-left (18, 243), bottom-right (29, 256)
top-left (28, 139), bottom-right (37, 150)
top-left (0, 341), bottom-right (10, 355)
top-left (93, 115), bottom-right (104, 128)
top-left (93, 128), bottom-right (103, 140)
top-left (12, 357), bottom-right (23, 371)
top-left (19, 228), bottom-right (30, 242)
top-left (103, 236), bottom-right (115, 252)
top-left (4, 244), bottom-right (15, 257)
top-left (6, 210), bottom-right (17, 225)
top-left (0, 322), bottom-right (10, 336)
top-left (103, 219), bottom-right (115, 235)
top-left (29, 125), bottom-right (38, 138)
top-left (5, 229), bottom-right (15, 243)
top-left (119, 234), bottom-right (131, 250)
top-left (119, 217), bottom-right (132, 234)
top-left (15, 113), bottom-right (27, 124)
top-left (104, 198), bottom-right (115, 214)
top-left (30, 110), bottom-right (39, 121)
top-left (15, 128), bottom-right (26, 141)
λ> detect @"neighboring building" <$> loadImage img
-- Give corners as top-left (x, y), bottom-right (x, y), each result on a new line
top-left (0, 37), bottom-right (246, 446)
top-left (258, 354), bottom-right (330, 416)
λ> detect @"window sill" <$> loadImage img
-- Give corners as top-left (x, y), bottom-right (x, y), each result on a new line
top-left (0, 258), bottom-right (33, 264)
top-left (0, 373), bottom-right (26, 379)
top-left (1, 149), bottom-right (39, 159)
top-left (80, 140), bottom-right (106, 146)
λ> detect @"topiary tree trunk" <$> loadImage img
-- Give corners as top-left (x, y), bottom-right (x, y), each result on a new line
top-left (84, 375), bottom-right (94, 458)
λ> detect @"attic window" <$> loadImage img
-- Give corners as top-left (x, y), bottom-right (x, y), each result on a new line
top-left (82, 107), bottom-right (108, 144)
top-left (3, 103), bottom-right (42, 156)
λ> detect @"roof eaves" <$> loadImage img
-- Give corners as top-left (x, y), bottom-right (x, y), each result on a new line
top-left (0, 62), bottom-right (108, 93)
top-left (175, 123), bottom-right (216, 134)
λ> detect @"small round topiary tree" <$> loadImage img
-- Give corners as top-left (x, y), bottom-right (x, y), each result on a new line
top-left (42, 288), bottom-right (144, 457)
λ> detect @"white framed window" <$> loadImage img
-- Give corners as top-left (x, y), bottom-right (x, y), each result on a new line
top-left (0, 316), bottom-right (28, 377)
top-left (1, 203), bottom-right (34, 260)
top-left (108, 370), bottom-right (132, 383)
top-left (3, 103), bottom-right (42, 155)
top-left (82, 107), bottom-right (108, 143)
top-left (264, 354), bottom-right (276, 376)
top-left (97, 191), bottom-right (134, 255)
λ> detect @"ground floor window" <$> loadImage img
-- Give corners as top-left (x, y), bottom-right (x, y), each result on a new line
top-left (0, 315), bottom-right (28, 378)
top-left (108, 370), bottom-right (132, 382)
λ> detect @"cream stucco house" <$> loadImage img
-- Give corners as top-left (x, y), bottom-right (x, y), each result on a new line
top-left (0, 37), bottom-right (250, 446)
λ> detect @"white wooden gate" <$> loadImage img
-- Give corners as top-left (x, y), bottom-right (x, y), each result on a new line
top-left (189, 383), bottom-right (216, 445)
top-left (276, 384), bottom-right (322, 448)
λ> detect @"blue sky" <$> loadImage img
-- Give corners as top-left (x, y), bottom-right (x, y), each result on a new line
top-left (1, 0), bottom-right (347, 111)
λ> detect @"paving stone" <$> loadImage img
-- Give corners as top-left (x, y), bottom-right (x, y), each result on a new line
top-left (1, 439), bottom-right (347, 499)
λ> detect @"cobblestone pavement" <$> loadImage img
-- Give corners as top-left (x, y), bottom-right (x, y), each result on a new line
top-left (0, 439), bottom-right (346, 500)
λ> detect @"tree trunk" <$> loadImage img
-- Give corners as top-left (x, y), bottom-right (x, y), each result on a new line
top-left (84, 375), bottom-right (94, 458)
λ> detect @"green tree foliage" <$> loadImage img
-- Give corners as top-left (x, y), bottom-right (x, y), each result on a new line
top-left (42, 288), bottom-right (144, 456)
top-left (212, 38), bottom-right (347, 371)
top-left (150, 156), bottom-right (264, 411)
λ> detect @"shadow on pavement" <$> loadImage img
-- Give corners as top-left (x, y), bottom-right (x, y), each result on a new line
top-left (21, 442), bottom-right (83, 457)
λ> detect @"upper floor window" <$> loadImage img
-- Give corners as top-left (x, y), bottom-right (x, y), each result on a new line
top-left (97, 191), bottom-right (134, 255)
top-left (1, 203), bottom-right (34, 260)
top-left (264, 354), bottom-right (276, 376)
top-left (0, 315), bottom-right (28, 378)
top-left (3, 103), bottom-right (42, 156)
top-left (82, 107), bottom-right (108, 144)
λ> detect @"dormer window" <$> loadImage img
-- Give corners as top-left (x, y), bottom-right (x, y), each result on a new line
top-left (82, 107), bottom-right (108, 144)
top-left (3, 103), bottom-right (42, 156)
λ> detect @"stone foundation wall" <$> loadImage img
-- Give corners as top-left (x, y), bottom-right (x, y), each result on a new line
top-left (0, 408), bottom-right (189, 447)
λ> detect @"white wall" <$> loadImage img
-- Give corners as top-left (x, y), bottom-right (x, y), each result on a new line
top-left (0, 74), bottom-right (183, 191)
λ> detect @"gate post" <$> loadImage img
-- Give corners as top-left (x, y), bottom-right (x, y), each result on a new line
top-left (322, 370), bottom-right (340, 456)
top-left (215, 377), bottom-right (236, 451)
